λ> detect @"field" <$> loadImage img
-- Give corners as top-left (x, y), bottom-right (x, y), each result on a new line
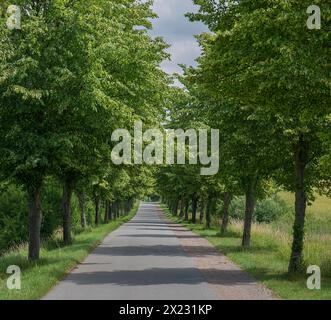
top-left (164, 193), bottom-right (331, 300)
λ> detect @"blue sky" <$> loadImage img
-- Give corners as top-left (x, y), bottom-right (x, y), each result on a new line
top-left (148, 0), bottom-right (208, 76)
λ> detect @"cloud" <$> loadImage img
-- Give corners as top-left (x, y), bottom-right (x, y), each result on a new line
top-left (148, 0), bottom-right (208, 76)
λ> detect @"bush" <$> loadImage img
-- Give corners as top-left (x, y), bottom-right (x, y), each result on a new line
top-left (0, 180), bottom-right (63, 254)
top-left (0, 185), bottom-right (28, 253)
top-left (228, 194), bottom-right (288, 223)
top-left (255, 196), bottom-right (288, 223)
top-left (0, 179), bottom-right (109, 254)
top-left (228, 196), bottom-right (246, 220)
top-left (40, 179), bottom-right (62, 239)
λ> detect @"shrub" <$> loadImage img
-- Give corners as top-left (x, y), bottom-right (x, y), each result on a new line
top-left (0, 180), bottom-right (63, 254)
top-left (228, 194), bottom-right (288, 223)
top-left (0, 185), bottom-right (28, 253)
top-left (40, 179), bottom-right (62, 239)
top-left (255, 196), bottom-right (288, 223)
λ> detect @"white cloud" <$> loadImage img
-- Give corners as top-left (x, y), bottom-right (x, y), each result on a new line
top-left (148, 0), bottom-right (208, 77)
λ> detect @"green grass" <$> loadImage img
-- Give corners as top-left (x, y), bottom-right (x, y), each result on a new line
top-left (275, 192), bottom-right (331, 277)
top-left (278, 191), bottom-right (331, 233)
top-left (278, 191), bottom-right (331, 218)
top-left (0, 204), bottom-right (138, 300)
top-left (162, 200), bottom-right (331, 300)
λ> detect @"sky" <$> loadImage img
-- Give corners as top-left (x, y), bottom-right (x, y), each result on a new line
top-left (148, 0), bottom-right (208, 77)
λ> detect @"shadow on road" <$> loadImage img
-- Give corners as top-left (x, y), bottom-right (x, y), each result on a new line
top-left (65, 267), bottom-right (257, 286)
top-left (93, 244), bottom-right (219, 257)
top-left (118, 234), bottom-right (200, 239)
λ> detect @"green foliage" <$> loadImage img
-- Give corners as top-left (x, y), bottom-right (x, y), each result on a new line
top-left (255, 196), bottom-right (288, 223)
top-left (0, 180), bottom-right (62, 253)
top-left (0, 0), bottom-right (169, 259)
top-left (224, 195), bottom-right (288, 223)
top-left (40, 179), bottom-right (62, 239)
top-left (0, 185), bottom-right (28, 253)
top-left (175, 0), bottom-right (330, 271)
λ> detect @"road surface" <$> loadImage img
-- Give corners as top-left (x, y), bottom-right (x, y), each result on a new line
top-left (44, 203), bottom-right (274, 300)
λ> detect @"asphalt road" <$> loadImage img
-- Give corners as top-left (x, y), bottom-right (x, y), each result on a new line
top-left (44, 203), bottom-right (220, 300)
top-left (45, 202), bottom-right (275, 300)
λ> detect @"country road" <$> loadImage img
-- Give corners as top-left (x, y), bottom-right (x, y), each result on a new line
top-left (44, 203), bottom-right (274, 300)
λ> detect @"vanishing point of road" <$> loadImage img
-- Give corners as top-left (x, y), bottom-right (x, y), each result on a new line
top-left (44, 203), bottom-right (274, 300)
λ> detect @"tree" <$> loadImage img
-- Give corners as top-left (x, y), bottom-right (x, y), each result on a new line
top-left (188, 0), bottom-right (330, 271)
top-left (0, 0), bottom-right (69, 260)
top-left (0, 0), bottom-right (170, 259)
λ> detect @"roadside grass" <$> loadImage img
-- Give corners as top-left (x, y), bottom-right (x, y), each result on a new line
top-left (278, 192), bottom-right (331, 218)
top-left (162, 198), bottom-right (331, 300)
top-left (0, 204), bottom-right (138, 300)
top-left (278, 191), bottom-right (331, 234)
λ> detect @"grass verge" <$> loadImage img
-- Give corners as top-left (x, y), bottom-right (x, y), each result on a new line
top-left (162, 205), bottom-right (331, 300)
top-left (0, 204), bottom-right (138, 300)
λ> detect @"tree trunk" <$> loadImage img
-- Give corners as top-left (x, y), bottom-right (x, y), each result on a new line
top-left (191, 196), bottom-right (198, 224)
top-left (242, 179), bottom-right (256, 247)
top-left (28, 184), bottom-right (42, 261)
top-left (125, 199), bottom-right (130, 214)
top-left (108, 202), bottom-right (113, 221)
top-left (116, 201), bottom-right (120, 218)
top-left (179, 197), bottom-right (185, 218)
top-left (199, 201), bottom-right (205, 224)
top-left (174, 200), bottom-right (179, 216)
top-left (288, 137), bottom-right (308, 273)
top-left (114, 200), bottom-right (119, 219)
top-left (61, 179), bottom-right (74, 245)
top-left (104, 200), bottom-right (109, 223)
top-left (221, 192), bottom-right (231, 235)
top-left (118, 201), bottom-right (122, 217)
top-left (94, 196), bottom-right (100, 226)
top-left (170, 201), bottom-right (175, 215)
top-left (111, 202), bottom-right (116, 220)
top-left (77, 191), bottom-right (87, 229)
top-left (205, 197), bottom-right (213, 229)
top-left (118, 201), bottom-right (123, 217)
top-left (184, 200), bottom-right (189, 221)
